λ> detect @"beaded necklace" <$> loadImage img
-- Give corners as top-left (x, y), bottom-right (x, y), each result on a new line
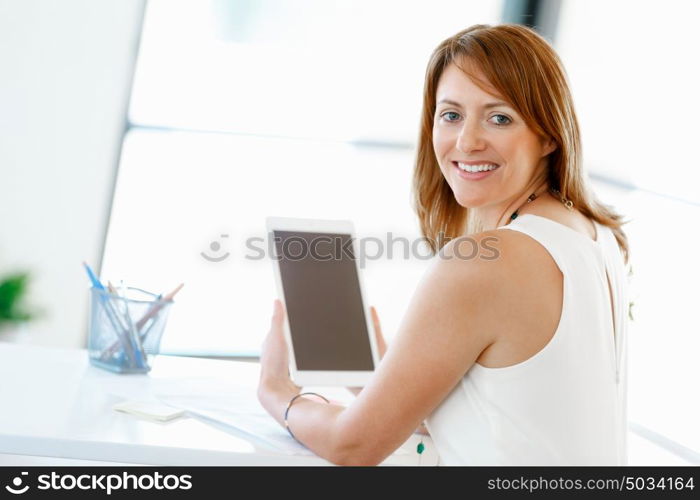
top-left (509, 187), bottom-right (574, 223)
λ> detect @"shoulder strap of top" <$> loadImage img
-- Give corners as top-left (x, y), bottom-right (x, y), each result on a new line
top-left (500, 215), bottom-right (628, 385)
top-left (495, 214), bottom-right (572, 273)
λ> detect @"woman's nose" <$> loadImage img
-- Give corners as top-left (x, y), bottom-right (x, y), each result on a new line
top-left (456, 120), bottom-right (486, 153)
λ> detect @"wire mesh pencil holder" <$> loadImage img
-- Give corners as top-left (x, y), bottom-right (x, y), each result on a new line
top-left (88, 286), bottom-right (172, 374)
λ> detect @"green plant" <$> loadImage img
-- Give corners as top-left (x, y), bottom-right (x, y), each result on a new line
top-left (0, 272), bottom-right (34, 327)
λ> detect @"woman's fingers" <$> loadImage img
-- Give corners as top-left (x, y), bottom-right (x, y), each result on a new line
top-left (346, 387), bottom-right (362, 397)
top-left (370, 306), bottom-right (387, 359)
top-left (346, 307), bottom-right (387, 397)
top-left (271, 299), bottom-right (284, 328)
top-left (260, 300), bottom-right (290, 382)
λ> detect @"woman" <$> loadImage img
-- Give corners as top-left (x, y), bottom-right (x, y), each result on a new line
top-left (257, 23), bottom-right (631, 466)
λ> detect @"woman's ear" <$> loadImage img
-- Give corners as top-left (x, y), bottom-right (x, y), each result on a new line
top-left (541, 136), bottom-right (557, 157)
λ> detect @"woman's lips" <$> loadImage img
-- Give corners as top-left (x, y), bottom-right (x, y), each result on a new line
top-left (452, 162), bottom-right (501, 180)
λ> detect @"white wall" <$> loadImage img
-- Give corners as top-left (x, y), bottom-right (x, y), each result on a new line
top-left (0, 0), bottom-right (145, 347)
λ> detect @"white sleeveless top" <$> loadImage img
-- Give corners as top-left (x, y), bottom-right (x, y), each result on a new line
top-left (424, 214), bottom-right (629, 465)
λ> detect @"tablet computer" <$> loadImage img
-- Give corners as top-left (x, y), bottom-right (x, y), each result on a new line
top-left (266, 216), bottom-right (380, 387)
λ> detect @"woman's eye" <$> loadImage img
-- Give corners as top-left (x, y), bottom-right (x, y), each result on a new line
top-left (490, 114), bottom-right (512, 126)
top-left (439, 111), bottom-right (511, 126)
top-left (440, 111), bottom-right (461, 122)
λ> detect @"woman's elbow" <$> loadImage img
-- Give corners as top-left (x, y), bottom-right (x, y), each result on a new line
top-left (330, 417), bottom-right (388, 465)
top-left (331, 438), bottom-right (386, 466)
top-left (333, 449), bottom-right (383, 466)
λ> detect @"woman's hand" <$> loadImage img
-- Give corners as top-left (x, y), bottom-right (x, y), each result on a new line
top-left (347, 306), bottom-right (387, 397)
top-left (257, 299), bottom-right (301, 410)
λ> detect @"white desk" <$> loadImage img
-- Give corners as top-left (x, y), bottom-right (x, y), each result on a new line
top-left (0, 343), bottom-right (438, 466)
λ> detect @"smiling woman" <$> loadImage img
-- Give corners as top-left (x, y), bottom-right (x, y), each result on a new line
top-left (414, 25), bottom-right (630, 256)
top-left (257, 23), bottom-right (633, 466)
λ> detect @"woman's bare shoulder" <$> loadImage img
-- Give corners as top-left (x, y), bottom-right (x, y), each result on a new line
top-left (438, 227), bottom-right (551, 275)
top-left (448, 228), bottom-right (563, 367)
top-left (437, 227), bottom-right (563, 367)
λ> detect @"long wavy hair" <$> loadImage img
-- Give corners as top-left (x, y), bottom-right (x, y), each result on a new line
top-left (412, 23), bottom-right (630, 264)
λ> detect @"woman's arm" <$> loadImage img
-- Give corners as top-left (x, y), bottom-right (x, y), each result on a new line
top-left (346, 310), bottom-right (430, 436)
top-left (258, 232), bottom-right (509, 465)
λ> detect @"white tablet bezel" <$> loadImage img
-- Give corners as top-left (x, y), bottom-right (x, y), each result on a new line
top-left (266, 216), bottom-right (379, 387)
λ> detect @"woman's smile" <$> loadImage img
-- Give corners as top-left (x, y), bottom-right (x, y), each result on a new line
top-left (452, 161), bottom-right (502, 181)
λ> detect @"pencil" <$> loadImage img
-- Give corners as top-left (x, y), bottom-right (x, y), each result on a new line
top-left (82, 261), bottom-right (137, 366)
top-left (100, 283), bottom-right (183, 361)
top-left (111, 281), bottom-right (146, 369)
top-left (135, 283), bottom-right (184, 331)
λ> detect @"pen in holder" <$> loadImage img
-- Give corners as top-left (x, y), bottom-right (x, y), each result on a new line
top-left (88, 286), bottom-right (173, 374)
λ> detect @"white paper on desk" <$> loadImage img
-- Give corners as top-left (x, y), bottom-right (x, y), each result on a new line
top-left (157, 394), bottom-right (314, 456)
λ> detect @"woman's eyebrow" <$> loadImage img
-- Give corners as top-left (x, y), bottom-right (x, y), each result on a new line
top-left (437, 98), bottom-right (510, 109)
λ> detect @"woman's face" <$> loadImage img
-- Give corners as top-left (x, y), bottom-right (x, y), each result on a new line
top-left (432, 62), bottom-right (555, 210)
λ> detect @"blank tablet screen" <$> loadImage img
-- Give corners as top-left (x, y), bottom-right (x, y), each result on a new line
top-left (272, 230), bottom-right (374, 371)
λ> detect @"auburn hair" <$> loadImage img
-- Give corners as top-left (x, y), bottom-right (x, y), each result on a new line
top-left (412, 23), bottom-right (630, 264)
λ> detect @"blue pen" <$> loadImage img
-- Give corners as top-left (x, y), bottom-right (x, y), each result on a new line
top-left (83, 261), bottom-right (104, 290)
top-left (82, 262), bottom-right (136, 366)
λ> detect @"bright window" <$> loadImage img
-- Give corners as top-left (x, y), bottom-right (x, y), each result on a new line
top-left (556, 0), bottom-right (700, 461)
top-left (102, 0), bottom-right (504, 356)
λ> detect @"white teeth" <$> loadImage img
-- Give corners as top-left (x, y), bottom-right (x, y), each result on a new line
top-left (457, 163), bottom-right (499, 173)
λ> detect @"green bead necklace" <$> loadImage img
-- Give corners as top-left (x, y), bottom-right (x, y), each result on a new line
top-left (417, 424), bottom-right (426, 464)
top-left (509, 187), bottom-right (573, 222)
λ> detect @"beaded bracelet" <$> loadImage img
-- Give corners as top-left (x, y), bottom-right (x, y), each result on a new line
top-left (284, 392), bottom-right (330, 442)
